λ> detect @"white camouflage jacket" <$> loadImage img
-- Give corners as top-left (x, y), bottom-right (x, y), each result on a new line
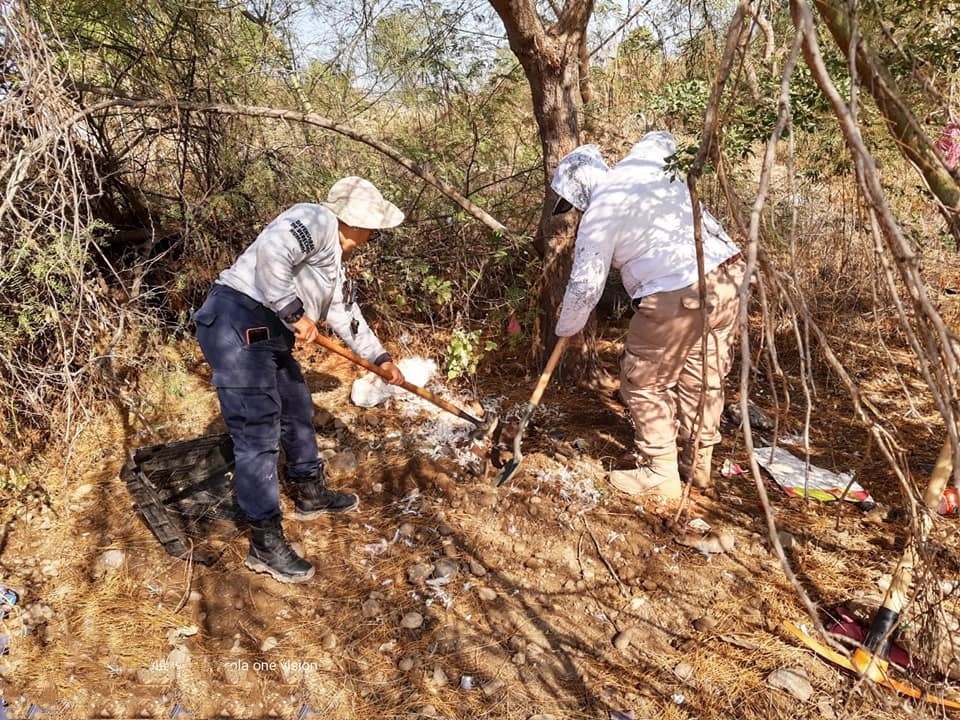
top-left (555, 131), bottom-right (741, 337)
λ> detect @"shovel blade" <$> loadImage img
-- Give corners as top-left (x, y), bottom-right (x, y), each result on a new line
top-left (494, 457), bottom-right (521, 487)
top-left (493, 402), bottom-right (537, 487)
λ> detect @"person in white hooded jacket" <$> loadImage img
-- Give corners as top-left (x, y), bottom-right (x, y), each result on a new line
top-left (551, 131), bottom-right (744, 497)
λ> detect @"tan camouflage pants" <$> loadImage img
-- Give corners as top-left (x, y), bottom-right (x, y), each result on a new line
top-left (619, 258), bottom-right (745, 459)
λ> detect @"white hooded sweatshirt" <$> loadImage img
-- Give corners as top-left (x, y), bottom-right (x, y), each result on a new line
top-left (554, 131), bottom-right (740, 337)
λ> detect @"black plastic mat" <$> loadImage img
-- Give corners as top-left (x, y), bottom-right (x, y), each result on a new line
top-left (120, 434), bottom-right (241, 565)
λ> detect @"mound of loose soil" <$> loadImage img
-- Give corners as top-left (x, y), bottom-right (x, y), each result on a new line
top-left (2, 335), bottom-right (960, 720)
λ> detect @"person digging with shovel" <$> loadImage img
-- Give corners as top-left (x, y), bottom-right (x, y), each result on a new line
top-left (193, 176), bottom-right (407, 583)
top-left (551, 132), bottom-right (744, 499)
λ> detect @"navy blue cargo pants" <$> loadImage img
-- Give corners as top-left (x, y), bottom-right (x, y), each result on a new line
top-left (193, 284), bottom-right (320, 522)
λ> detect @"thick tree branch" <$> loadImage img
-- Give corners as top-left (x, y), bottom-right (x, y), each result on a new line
top-left (75, 89), bottom-right (513, 238)
top-left (810, 0), bottom-right (960, 241)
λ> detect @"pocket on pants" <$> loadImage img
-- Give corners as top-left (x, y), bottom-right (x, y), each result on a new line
top-left (193, 307), bottom-right (217, 327)
top-left (620, 348), bottom-right (667, 389)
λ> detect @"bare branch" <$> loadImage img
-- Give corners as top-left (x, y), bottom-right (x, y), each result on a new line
top-left (810, 0), bottom-right (960, 240)
top-left (77, 88), bottom-right (512, 238)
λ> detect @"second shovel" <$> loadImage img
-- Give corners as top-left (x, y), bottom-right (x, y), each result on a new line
top-left (494, 336), bottom-right (569, 487)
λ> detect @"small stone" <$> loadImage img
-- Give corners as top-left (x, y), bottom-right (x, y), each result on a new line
top-left (612, 627), bottom-right (637, 651)
top-left (99, 549), bottom-right (125, 571)
top-left (692, 616), bottom-right (717, 633)
top-left (481, 678), bottom-right (505, 696)
top-left (260, 636), bottom-right (278, 652)
top-left (674, 661), bottom-right (694, 681)
top-left (321, 631), bottom-right (337, 650)
top-left (401, 612), bottom-right (424, 629)
top-left (362, 598), bottom-right (381, 618)
top-left (313, 410), bottom-right (334, 428)
top-left (476, 490), bottom-right (498, 508)
top-left (431, 665), bottom-right (449, 686)
top-left (407, 562), bottom-right (434, 585)
top-left (468, 560), bottom-right (487, 577)
top-left (398, 656), bottom-right (416, 672)
top-left (477, 587), bottom-right (497, 601)
top-left (378, 639), bottom-right (397, 654)
top-left (766, 666), bottom-right (813, 701)
top-left (71, 483), bottom-right (94, 501)
top-left (399, 522), bottom-right (417, 538)
top-left (432, 559), bottom-right (458, 582)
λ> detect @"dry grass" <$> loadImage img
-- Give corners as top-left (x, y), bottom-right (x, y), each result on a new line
top-left (7, 200), bottom-right (960, 718)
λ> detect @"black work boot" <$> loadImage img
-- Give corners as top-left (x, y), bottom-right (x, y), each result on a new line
top-left (286, 471), bottom-right (359, 520)
top-left (244, 515), bottom-right (315, 583)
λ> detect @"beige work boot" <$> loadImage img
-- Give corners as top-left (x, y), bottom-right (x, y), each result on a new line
top-left (608, 451), bottom-right (682, 499)
top-left (680, 444), bottom-right (714, 489)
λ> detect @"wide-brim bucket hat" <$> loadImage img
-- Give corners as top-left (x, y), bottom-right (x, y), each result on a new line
top-left (321, 176), bottom-right (405, 229)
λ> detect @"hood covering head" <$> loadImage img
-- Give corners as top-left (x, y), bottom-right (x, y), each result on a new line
top-left (550, 144), bottom-right (610, 214)
top-left (623, 130), bottom-right (677, 167)
top-left (321, 176), bottom-right (405, 229)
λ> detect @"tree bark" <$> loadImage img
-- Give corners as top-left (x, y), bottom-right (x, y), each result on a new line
top-left (487, 0), bottom-right (599, 369)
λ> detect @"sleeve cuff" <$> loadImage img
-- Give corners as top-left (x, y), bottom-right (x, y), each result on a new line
top-left (374, 352), bottom-right (393, 366)
top-left (279, 298), bottom-right (305, 324)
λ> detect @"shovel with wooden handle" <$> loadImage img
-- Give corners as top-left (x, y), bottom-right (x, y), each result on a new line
top-left (311, 334), bottom-right (498, 450)
top-left (494, 336), bottom-right (569, 487)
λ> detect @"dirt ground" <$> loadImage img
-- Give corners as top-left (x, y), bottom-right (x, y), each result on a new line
top-left (3, 323), bottom-right (960, 720)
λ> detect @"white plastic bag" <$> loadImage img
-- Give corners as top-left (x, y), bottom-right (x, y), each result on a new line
top-left (350, 357), bottom-right (437, 407)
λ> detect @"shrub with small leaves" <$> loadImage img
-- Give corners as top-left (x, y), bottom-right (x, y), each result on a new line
top-left (444, 328), bottom-right (496, 380)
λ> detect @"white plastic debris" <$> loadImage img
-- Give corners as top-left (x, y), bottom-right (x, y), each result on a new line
top-left (350, 357), bottom-right (437, 407)
top-left (753, 445), bottom-right (873, 504)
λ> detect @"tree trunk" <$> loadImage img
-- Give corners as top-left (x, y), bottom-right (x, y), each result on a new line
top-left (487, 0), bottom-right (601, 371)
